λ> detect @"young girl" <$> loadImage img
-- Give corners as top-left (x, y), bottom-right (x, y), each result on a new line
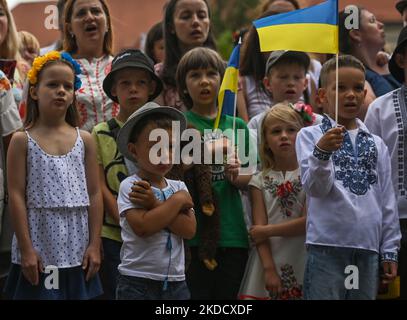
top-left (18, 31), bottom-right (40, 66)
top-left (239, 102), bottom-right (313, 300)
top-left (176, 47), bottom-right (255, 299)
top-left (144, 22), bottom-right (165, 64)
top-left (4, 51), bottom-right (103, 300)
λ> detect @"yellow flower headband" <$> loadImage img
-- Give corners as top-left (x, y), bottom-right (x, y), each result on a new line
top-left (27, 51), bottom-right (82, 90)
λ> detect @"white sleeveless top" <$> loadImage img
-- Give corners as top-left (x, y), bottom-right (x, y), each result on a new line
top-left (12, 128), bottom-right (90, 268)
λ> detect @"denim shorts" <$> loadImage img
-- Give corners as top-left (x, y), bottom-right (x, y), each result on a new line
top-left (116, 274), bottom-right (190, 300)
top-left (303, 245), bottom-right (379, 300)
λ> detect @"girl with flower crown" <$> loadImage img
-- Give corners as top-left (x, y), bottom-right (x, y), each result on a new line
top-left (238, 102), bottom-right (311, 300)
top-left (4, 51), bottom-right (103, 299)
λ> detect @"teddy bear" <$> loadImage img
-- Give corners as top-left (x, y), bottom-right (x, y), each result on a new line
top-left (166, 129), bottom-right (220, 271)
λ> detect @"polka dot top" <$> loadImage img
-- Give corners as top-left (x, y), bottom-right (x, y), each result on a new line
top-left (25, 128), bottom-right (90, 208)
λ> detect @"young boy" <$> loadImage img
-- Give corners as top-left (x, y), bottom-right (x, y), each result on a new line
top-left (365, 25), bottom-right (407, 299)
top-left (116, 102), bottom-right (196, 300)
top-left (248, 50), bottom-right (311, 144)
top-left (296, 55), bottom-right (401, 300)
top-left (92, 49), bottom-right (163, 299)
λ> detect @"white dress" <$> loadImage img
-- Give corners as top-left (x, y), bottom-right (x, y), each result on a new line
top-left (239, 168), bottom-right (306, 300)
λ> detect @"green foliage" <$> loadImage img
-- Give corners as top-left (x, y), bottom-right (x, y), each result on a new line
top-left (216, 30), bottom-right (234, 60)
top-left (210, 0), bottom-right (261, 59)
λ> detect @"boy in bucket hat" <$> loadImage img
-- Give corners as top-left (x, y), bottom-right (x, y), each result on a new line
top-left (91, 49), bottom-right (163, 299)
top-left (365, 25), bottom-right (407, 299)
top-left (115, 102), bottom-right (196, 300)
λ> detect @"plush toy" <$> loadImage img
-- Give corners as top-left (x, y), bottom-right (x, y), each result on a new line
top-left (166, 131), bottom-right (220, 271)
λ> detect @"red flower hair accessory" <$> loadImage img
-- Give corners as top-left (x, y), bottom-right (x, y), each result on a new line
top-left (290, 102), bottom-right (315, 126)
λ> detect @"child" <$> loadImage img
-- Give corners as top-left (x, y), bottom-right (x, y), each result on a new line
top-left (176, 47), bottom-right (255, 299)
top-left (115, 102), bottom-right (196, 300)
top-left (238, 102), bottom-right (311, 300)
top-left (144, 22), bottom-right (165, 64)
top-left (365, 25), bottom-right (407, 299)
top-left (18, 31), bottom-right (40, 66)
top-left (92, 49), bottom-right (163, 299)
top-left (296, 55), bottom-right (401, 300)
top-left (4, 51), bottom-right (103, 299)
top-left (0, 70), bottom-right (22, 298)
top-left (248, 50), bottom-right (312, 146)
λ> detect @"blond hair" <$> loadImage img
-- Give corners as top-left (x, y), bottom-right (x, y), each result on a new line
top-left (0, 0), bottom-right (20, 59)
top-left (18, 31), bottom-right (40, 55)
top-left (260, 102), bottom-right (305, 170)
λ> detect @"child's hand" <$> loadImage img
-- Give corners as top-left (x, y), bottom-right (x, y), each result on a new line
top-left (264, 267), bottom-right (282, 299)
top-left (380, 261), bottom-right (398, 285)
top-left (173, 190), bottom-right (194, 213)
top-left (130, 180), bottom-right (160, 210)
top-left (249, 225), bottom-right (270, 245)
top-left (317, 127), bottom-right (345, 152)
top-left (224, 149), bottom-right (241, 182)
top-left (82, 244), bottom-right (101, 281)
top-left (21, 248), bottom-right (44, 286)
top-left (204, 136), bottom-right (232, 158)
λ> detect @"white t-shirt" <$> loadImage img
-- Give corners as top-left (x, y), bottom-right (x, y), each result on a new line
top-left (347, 128), bottom-right (358, 147)
top-left (117, 174), bottom-right (188, 281)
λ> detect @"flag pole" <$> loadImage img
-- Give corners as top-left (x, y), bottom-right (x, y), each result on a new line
top-left (334, 0), bottom-right (339, 126)
top-left (335, 53), bottom-right (339, 125)
top-left (231, 37), bottom-right (242, 159)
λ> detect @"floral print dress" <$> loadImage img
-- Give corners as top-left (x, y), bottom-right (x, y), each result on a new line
top-left (239, 168), bottom-right (306, 300)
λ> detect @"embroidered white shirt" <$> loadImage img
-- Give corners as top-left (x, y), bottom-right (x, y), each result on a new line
top-left (365, 87), bottom-right (407, 219)
top-left (296, 115), bottom-right (400, 259)
top-left (76, 55), bottom-right (119, 132)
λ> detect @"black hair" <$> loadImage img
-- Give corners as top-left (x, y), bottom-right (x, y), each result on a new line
top-left (339, 6), bottom-right (363, 54)
top-left (144, 22), bottom-right (164, 64)
top-left (162, 0), bottom-right (217, 88)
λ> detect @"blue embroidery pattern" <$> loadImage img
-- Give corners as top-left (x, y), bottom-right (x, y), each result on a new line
top-left (313, 146), bottom-right (332, 161)
top-left (381, 252), bottom-right (398, 263)
top-left (320, 116), bottom-right (378, 195)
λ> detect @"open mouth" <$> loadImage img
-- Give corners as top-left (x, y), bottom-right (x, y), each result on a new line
top-left (285, 90), bottom-right (296, 95)
top-left (201, 89), bottom-right (210, 95)
top-left (85, 25), bottom-right (98, 33)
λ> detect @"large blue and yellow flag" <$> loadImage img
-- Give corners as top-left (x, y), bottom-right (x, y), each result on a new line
top-left (253, 0), bottom-right (338, 54)
top-left (214, 42), bottom-right (240, 130)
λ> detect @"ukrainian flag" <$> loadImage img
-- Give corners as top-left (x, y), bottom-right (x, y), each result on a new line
top-left (214, 43), bottom-right (240, 130)
top-left (254, 0), bottom-right (338, 54)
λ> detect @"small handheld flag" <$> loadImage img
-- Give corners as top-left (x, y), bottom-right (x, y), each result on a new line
top-left (214, 41), bottom-right (241, 130)
top-left (253, 0), bottom-right (338, 54)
